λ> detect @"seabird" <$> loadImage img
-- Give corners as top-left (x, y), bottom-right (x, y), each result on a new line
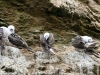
top-left (0, 26), bottom-right (34, 53)
top-left (40, 32), bottom-right (56, 54)
top-left (72, 36), bottom-right (100, 58)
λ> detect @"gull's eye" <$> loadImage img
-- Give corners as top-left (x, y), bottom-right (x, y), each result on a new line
top-left (10, 29), bottom-right (13, 32)
top-left (88, 39), bottom-right (91, 42)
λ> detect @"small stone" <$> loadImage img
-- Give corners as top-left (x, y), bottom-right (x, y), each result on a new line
top-left (38, 66), bottom-right (46, 71)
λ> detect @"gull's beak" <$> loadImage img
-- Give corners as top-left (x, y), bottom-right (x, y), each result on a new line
top-left (49, 48), bottom-right (55, 54)
top-left (13, 31), bottom-right (15, 33)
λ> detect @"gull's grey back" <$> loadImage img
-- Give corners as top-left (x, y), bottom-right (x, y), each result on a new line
top-left (72, 36), bottom-right (85, 49)
top-left (48, 33), bottom-right (55, 47)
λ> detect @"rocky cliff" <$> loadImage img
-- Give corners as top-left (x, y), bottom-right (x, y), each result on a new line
top-left (0, 0), bottom-right (100, 75)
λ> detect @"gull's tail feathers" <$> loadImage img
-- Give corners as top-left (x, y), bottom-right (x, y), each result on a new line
top-left (26, 47), bottom-right (34, 53)
top-left (91, 50), bottom-right (100, 58)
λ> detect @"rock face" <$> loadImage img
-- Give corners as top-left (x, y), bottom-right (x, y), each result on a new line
top-left (0, 46), bottom-right (100, 75)
top-left (0, 0), bottom-right (100, 75)
top-left (0, 46), bottom-right (34, 75)
top-left (36, 51), bottom-right (60, 64)
top-left (1, 0), bottom-right (100, 44)
top-left (62, 51), bottom-right (96, 75)
top-left (50, 0), bottom-right (100, 38)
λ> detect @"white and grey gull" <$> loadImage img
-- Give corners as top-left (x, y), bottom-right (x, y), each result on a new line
top-left (0, 26), bottom-right (34, 53)
top-left (72, 36), bottom-right (100, 58)
top-left (40, 32), bottom-right (56, 54)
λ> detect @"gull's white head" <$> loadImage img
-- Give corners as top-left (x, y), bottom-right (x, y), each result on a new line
top-left (0, 26), bottom-right (12, 36)
top-left (8, 25), bottom-right (15, 33)
top-left (81, 36), bottom-right (93, 43)
top-left (44, 32), bottom-right (50, 40)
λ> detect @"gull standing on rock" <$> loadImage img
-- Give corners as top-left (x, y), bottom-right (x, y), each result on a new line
top-left (40, 32), bottom-right (56, 54)
top-left (72, 36), bottom-right (100, 58)
top-left (0, 26), bottom-right (34, 53)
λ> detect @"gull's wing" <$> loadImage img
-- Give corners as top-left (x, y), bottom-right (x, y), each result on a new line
top-left (72, 36), bottom-right (85, 49)
top-left (48, 33), bottom-right (55, 47)
top-left (8, 33), bottom-right (28, 48)
top-left (8, 33), bottom-right (34, 53)
top-left (85, 42), bottom-right (97, 50)
top-left (40, 34), bottom-right (49, 52)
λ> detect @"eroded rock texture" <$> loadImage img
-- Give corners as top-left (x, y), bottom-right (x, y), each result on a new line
top-left (0, 0), bottom-right (100, 75)
top-left (50, 0), bottom-right (100, 38)
top-left (0, 46), bottom-right (100, 75)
